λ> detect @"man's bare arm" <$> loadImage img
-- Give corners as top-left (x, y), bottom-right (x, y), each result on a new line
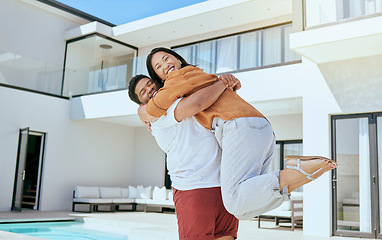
top-left (137, 74), bottom-right (240, 123)
top-left (137, 105), bottom-right (157, 123)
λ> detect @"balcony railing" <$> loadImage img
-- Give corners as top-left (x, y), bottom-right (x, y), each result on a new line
top-left (0, 49), bottom-right (63, 96)
top-left (62, 34), bottom-right (137, 97)
top-left (304, 0), bottom-right (382, 28)
top-left (1, 24), bottom-right (303, 97)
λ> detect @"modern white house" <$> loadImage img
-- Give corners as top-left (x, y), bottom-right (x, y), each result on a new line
top-left (1, 0), bottom-right (381, 238)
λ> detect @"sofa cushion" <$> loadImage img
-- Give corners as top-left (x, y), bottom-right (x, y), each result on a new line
top-left (167, 189), bottom-right (173, 201)
top-left (135, 198), bottom-right (147, 204)
top-left (100, 187), bottom-right (122, 198)
top-left (153, 186), bottom-right (167, 201)
top-left (74, 186), bottom-right (100, 198)
top-left (138, 185), bottom-right (152, 199)
top-left (291, 192), bottom-right (303, 201)
top-left (128, 186), bottom-right (138, 198)
top-left (112, 198), bottom-right (136, 204)
top-left (280, 200), bottom-right (292, 211)
top-left (281, 192), bottom-right (304, 211)
top-left (263, 208), bottom-right (293, 217)
top-left (73, 198), bottom-right (112, 203)
top-left (121, 188), bottom-right (129, 198)
top-left (343, 198), bottom-right (359, 205)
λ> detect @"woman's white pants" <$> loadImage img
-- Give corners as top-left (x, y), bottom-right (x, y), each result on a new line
top-left (212, 117), bottom-right (290, 220)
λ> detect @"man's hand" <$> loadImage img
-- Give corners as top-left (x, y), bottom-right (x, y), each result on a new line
top-left (137, 105), bottom-right (158, 125)
top-left (144, 121), bottom-right (152, 132)
top-left (218, 74), bottom-right (241, 91)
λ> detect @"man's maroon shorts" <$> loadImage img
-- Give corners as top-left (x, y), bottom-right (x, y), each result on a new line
top-left (173, 187), bottom-right (239, 240)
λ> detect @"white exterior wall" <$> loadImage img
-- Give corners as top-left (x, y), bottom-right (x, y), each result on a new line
top-left (268, 114), bottom-right (302, 140)
top-left (0, 87), bottom-right (136, 211)
top-left (0, 0), bottom-right (86, 65)
top-left (131, 127), bottom-right (166, 187)
top-left (300, 59), bottom-right (341, 237)
top-left (319, 54), bottom-right (382, 113)
top-left (69, 90), bottom-right (170, 189)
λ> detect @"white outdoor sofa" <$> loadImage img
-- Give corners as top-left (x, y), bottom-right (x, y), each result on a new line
top-left (257, 192), bottom-right (303, 231)
top-left (72, 185), bottom-right (174, 213)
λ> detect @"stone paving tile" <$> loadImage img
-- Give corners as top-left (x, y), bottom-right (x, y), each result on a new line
top-left (0, 211), bottom-right (375, 240)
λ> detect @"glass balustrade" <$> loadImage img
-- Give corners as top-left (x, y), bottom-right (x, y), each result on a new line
top-left (62, 34), bottom-right (137, 97)
top-left (0, 50), bottom-right (62, 95)
top-left (305, 0), bottom-right (382, 28)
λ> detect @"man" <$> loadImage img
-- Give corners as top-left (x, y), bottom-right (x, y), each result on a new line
top-left (128, 74), bottom-right (240, 240)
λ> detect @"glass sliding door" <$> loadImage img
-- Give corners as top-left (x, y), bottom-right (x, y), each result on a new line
top-left (269, 140), bottom-right (303, 172)
top-left (12, 128), bottom-right (30, 212)
top-left (332, 113), bottom-right (382, 238)
top-left (378, 114), bottom-right (382, 238)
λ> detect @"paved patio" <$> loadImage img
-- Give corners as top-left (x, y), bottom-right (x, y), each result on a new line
top-left (0, 210), bottom-right (374, 240)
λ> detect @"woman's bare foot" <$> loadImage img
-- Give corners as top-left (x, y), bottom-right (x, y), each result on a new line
top-left (279, 157), bottom-right (329, 189)
top-left (288, 163), bottom-right (336, 193)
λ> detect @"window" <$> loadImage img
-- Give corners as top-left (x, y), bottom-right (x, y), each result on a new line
top-left (273, 140), bottom-right (304, 192)
top-left (173, 24), bottom-right (300, 74)
top-left (272, 140), bottom-right (303, 172)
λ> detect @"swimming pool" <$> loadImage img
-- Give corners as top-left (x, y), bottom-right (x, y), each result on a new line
top-left (0, 221), bottom-right (129, 240)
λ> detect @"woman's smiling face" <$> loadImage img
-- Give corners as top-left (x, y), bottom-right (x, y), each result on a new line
top-left (151, 51), bottom-right (182, 81)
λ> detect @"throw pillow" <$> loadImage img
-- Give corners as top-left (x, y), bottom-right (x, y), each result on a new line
top-left (167, 189), bottom-right (173, 201)
top-left (128, 185), bottom-right (138, 198)
top-left (139, 186), bottom-right (152, 199)
top-left (153, 186), bottom-right (166, 201)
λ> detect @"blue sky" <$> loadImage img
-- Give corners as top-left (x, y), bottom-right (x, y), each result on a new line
top-left (56, 0), bottom-right (208, 25)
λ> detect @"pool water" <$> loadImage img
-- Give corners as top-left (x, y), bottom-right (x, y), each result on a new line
top-left (0, 221), bottom-right (129, 240)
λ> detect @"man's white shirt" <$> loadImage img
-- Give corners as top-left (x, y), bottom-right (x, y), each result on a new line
top-left (151, 98), bottom-right (221, 191)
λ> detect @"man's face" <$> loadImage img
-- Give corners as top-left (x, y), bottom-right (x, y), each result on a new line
top-left (134, 77), bottom-right (158, 104)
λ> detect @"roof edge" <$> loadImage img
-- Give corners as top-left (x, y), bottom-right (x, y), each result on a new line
top-left (36, 0), bottom-right (116, 27)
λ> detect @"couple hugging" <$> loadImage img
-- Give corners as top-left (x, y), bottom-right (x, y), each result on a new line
top-left (128, 47), bottom-right (337, 240)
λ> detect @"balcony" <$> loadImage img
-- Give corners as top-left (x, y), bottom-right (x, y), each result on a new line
top-left (0, 50), bottom-right (62, 96)
top-left (290, 0), bottom-right (382, 64)
top-left (63, 33), bottom-right (138, 97)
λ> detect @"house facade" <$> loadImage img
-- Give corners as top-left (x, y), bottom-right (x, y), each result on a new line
top-left (1, 0), bottom-right (381, 238)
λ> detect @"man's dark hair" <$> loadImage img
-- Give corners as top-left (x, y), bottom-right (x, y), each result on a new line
top-left (128, 74), bottom-right (164, 105)
top-left (146, 47), bottom-right (190, 83)
top-left (128, 74), bottom-right (149, 105)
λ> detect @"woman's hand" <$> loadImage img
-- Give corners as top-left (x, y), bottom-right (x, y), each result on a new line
top-left (137, 105), bottom-right (158, 126)
top-left (218, 74), bottom-right (241, 91)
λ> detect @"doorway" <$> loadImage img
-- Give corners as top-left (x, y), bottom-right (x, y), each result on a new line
top-left (331, 112), bottom-right (382, 238)
top-left (12, 128), bottom-right (46, 211)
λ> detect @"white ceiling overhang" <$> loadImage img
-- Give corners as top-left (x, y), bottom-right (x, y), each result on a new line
top-left (290, 15), bottom-right (382, 64)
top-left (112, 0), bottom-right (292, 48)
